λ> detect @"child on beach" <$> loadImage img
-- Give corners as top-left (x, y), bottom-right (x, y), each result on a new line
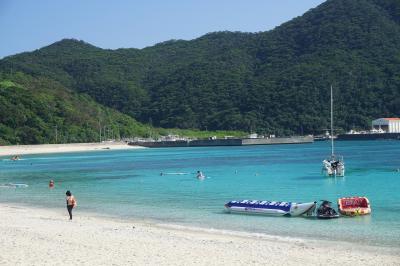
top-left (65, 191), bottom-right (77, 220)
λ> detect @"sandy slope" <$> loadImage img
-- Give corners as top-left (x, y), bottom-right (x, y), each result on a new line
top-left (0, 204), bottom-right (399, 266)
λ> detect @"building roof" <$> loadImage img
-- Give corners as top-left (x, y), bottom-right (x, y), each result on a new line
top-left (372, 118), bottom-right (400, 124)
top-left (382, 118), bottom-right (400, 121)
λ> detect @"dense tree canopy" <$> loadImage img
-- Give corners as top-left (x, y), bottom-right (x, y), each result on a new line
top-left (1, 0), bottom-right (399, 144)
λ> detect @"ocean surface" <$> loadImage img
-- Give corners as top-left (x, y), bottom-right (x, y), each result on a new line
top-left (1, 140), bottom-right (400, 246)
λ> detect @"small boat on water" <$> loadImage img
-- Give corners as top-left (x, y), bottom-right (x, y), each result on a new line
top-left (322, 86), bottom-right (345, 177)
top-left (224, 200), bottom-right (316, 217)
top-left (338, 196), bottom-right (371, 216)
top-left (316, 200), bottom-right (339, 219)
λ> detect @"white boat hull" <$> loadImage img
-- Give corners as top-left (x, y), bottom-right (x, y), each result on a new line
top-left (225, 200), bottom-right (316, 217)
top-left (323, 159), bottom-right (345, 177)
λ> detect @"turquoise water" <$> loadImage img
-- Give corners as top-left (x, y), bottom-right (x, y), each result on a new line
top-left (1, 141), bottom-right (400, 246)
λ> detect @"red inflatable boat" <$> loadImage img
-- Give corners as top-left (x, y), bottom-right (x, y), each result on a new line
top-left (338, 196), bottom-right (371, 216)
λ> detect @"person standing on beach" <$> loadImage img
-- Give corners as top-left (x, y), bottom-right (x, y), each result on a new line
top-left (65, 191), bottom-right (77, 220)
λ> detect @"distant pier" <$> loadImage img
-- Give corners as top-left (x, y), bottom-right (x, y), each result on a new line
top-left (129, 136), bottom-right (313, 148)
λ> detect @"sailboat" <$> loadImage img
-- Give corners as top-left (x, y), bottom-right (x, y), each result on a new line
top-left (322, 86), bottom-right (345, 177)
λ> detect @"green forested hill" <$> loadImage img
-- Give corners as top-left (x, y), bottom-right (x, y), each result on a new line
top-left (0, 72), bottom-right (154, 144)
top-left (0, 73), bottom-right (243, 145)
top-left (1, 0), bottom-right (399, 144)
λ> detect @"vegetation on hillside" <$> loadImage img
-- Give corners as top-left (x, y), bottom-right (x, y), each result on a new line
top-left (0, 72), bottom-right (244, 145)
top-left (0, 72), bottom-right (150, 144)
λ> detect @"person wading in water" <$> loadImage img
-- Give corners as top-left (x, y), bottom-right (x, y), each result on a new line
top-left (65, 191), bottom-right (77, 220)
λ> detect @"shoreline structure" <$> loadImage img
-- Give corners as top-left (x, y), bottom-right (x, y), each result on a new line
top-left (0, 142), bottom-right (144, 157)
top-left (130, 136), bottom-right (314, 148)
top-left (0, 203), bottom-right (398, 265)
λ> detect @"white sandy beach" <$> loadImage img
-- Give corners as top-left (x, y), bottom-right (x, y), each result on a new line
top-left (0, 204), bottom-right (399, 266)
top-left (0, 142), bottom-right (143, 157)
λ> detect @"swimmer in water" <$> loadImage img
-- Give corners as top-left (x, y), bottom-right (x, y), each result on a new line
top-left (11, 155), bottom-right (20, 161)
top-left (49, 180), bottom-right (55, 188)
top-left (196, 171), bottom-right (205, 180)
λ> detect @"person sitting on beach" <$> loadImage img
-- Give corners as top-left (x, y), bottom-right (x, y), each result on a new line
top-left (196, 171), bottom-right (205, 180)
top-left (65, 191), bottom-right (77, 220)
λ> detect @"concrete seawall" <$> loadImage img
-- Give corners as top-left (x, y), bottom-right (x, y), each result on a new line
top-left (242, 136), bottom-right (313, 145)
top-left (129, 136), bottom-right (313, 148)
top-left (337, 133), bottom-right (400, 140)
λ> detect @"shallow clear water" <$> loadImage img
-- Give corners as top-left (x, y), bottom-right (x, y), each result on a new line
top-left (1, 141), bottom-right (400, 246)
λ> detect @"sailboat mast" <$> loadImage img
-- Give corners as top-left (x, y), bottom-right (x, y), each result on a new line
top-left (331, 85), bottom-right (334, 157)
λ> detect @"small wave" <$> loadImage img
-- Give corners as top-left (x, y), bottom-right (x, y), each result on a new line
top-left (0, 183), bottom-right (29, 188)
top-left (160, 172), bottom-right (190, 175)
top-left (297, 175), bottom-right (326, 180)
top-left (348, 168), bottom-right (399, 174)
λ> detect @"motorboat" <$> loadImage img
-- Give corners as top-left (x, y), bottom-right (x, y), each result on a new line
top-left (338, 196), bottom-right (371, 216)
top-left (322, 85), bottom-right (345, 177)
top-left (224, 200), bottom-right (316, 217)
top-left (316, 200), bottom-right (339, 219)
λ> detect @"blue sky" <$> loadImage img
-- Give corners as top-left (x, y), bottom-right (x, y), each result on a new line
top-left (0, 0), bottom-right (325, 58)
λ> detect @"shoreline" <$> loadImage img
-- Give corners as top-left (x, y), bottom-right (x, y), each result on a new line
top-left (1, 203), bottom-right (399, 265)
top-left (0, 142), bottom-right (144, 157)
top-left (3, 201), bottom-right (398, 249)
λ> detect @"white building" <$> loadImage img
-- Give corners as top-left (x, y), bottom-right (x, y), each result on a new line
top-left (248, 133), bottom-right (258, 139)
top-left (372, 118), bottom-right (400, 133)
